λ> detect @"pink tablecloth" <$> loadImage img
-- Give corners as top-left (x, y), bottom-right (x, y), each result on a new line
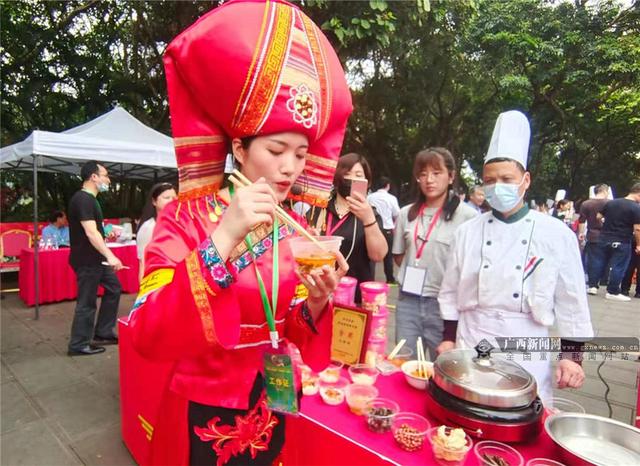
top-left (284, 371), bottom-right (564, 465)
top-left (18, 243), bottom-right (139, 306)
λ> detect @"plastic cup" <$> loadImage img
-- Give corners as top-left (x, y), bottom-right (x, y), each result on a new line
top-left (526, 459), bottom-right (566, 466)
top-left (474, 440), bottom-right (524, 466)
top-left (360, 281), bottom-right (389, 315)
top-left (319, 376), bottom-right (349, 406)
top-left (348, 364), bottom-right (379, 386)
top-left (345, 383), bottom-right (379, 415)
top-left (365, 398), bottom-right (399, 433)
top-left (388, 346), bottom-right (414, 368)
top-left (289, 236), bottom-right (343, 274)
top-left (334, 276), bottom-right (358, 306)
top-left (392, 412), bottom-right (431, 451)
top-left (428, 426), bottom-right (474, 465)
top-left (319, 360), bottom-right (344, 383)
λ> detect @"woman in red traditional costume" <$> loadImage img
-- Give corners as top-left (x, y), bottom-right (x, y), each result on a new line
top-left (127, 1), bottom-right (352, 464)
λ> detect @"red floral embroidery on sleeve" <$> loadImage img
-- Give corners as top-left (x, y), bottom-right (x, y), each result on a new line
top-left (193, 394), bottom-right (279, 466)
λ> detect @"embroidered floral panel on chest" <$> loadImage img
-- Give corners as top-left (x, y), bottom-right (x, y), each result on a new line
top-left (232, 224), bottom-right (292, 275)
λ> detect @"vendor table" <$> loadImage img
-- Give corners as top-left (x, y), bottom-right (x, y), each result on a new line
top-left (283, 371), bottom-right (563, 465)
top-left (18, 242), bottom-right (139, 306)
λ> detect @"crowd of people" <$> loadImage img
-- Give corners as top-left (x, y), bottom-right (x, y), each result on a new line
top-left (50, 1), bottom-right (639, 464)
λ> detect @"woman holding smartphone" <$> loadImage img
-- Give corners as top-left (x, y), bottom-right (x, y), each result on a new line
top-left (392, 148), bottom-right (477, 360)
top-left (310, 153), bottom-right (387, 303)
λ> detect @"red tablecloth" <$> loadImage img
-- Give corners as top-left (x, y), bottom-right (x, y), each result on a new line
top-left (283, 371), bottom-right (564, 465)
top-left (18, 243), bottom-right (139, 306)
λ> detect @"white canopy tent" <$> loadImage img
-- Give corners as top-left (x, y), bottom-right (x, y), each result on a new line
top-left (1, 107), bottom-right (178, 318)
top-left (1, 106), bottom-right (177, 180)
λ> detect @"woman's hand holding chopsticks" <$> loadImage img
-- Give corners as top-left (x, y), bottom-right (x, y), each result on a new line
top-left (210, 177), bottom-right (278, 261)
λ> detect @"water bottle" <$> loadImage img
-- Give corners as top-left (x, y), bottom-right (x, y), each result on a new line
top-left (45, 238), bottom-right (53, 251)
top-left (38, 238), bottom-right (45, 250)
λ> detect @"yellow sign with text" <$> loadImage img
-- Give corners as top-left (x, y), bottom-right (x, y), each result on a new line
top-left (331, 306), bottom-right (369, 366)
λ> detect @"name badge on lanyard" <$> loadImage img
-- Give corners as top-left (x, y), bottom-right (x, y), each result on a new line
top-left (401, 207), bottom-right (442, 296)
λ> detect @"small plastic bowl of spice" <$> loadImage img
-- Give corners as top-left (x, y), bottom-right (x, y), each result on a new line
top-left (428, 426), bottom-right (473, 465)
top-left (473, 440), bottom-right (524, 466)
top-left (391, 412), bottom-right (431, 452)
top-left (319, 360), bottom-right (344, 383)
top-left (365, 398), bottom-right (399, 433)
top-left (345, 383), bottom-right (379, 415)
top-left (348, 364), bottom-right (379, 386)
top-left (319, 376), bottom-right (348, 406)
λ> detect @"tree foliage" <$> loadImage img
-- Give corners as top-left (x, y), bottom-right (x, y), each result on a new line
top-left (1, 0), bottom-right (638, 220)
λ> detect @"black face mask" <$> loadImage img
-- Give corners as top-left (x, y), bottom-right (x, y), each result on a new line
top-left (336, 178), bottom-right (351, 198)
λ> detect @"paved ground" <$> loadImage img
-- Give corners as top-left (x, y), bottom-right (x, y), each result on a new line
top-left (1, 270), bottom-right (638, 465)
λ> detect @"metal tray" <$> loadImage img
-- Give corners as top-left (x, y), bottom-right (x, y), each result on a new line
top-left (545, 413), bottom-right (640, 466)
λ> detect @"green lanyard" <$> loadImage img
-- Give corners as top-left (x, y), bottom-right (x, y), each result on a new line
top-left (229, 185), bottom-right (280, 348)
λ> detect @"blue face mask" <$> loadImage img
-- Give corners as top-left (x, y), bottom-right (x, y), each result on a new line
top-left (98, 182), bottom-right (109, 193)
top-left (484, 177), bottom-right (526, 213)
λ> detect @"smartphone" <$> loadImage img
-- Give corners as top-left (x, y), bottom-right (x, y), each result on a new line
top-left (349, 178), bottom-right (368, 198)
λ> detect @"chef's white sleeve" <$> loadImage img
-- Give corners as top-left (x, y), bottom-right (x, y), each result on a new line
top-left (438, 230), bottom-right (462, 321)
top-left (553, 231), bottom-right (594, 340)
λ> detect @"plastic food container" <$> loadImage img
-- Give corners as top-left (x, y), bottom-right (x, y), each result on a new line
top-left (345, 383), bottom-right (379, 415)
top-left (334, 276), bottom-right (358, 306)
top-left (388, 346), bottom-right (414, 368)
top-left (391, 412), bottom-right (431, 452)
top-left (428, 426), bottom-right (474, 465)
top-left (365, 337), bottom-right (386, 366)
top-left (473, 440), bottom-right (524, 466)
top-left (319, 360), bottom-right (344, 383)
top-left (365, 398), bottom-right (399, 433)
top-left (319, 376), bottom-right (349, 406)
top-left (369, 309), bottom-right (388, 340)
top-left (289, 236), bottom-right (343, 274)
top-left (360, 281), bottom-right (389, 315)
top-left (348, 364), bottom-right (379, 386)
top-left (525, 459), bottom-right (565, 466)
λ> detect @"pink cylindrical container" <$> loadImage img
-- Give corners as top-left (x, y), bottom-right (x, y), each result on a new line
top-left (365, 336), bottom-right (386, 366)
top-left (360, 281), bottom-right (389, 315)
top-left (334, 276), bottom-right (358, 306)
top-left (369, 308), bottom-right (388, 340)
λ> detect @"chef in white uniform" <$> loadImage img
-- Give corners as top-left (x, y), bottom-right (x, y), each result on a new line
top-left (437, 110), bottom-right (594, 403)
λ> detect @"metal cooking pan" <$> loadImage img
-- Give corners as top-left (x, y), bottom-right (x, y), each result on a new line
top-left (545, 413), bottom-right (640, 466)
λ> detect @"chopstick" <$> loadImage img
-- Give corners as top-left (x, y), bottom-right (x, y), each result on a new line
top-left (228, 170), bottom-right (326, 250)
top-left (387, 339), bottom-right (406, 360)
top-left (417, 337), bottom-right (426, 378)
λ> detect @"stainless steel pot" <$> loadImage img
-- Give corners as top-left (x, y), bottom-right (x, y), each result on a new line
top-left (432, 341), bottom-right (538, 409)
top-left (545, 413), bottom-right (640, 466)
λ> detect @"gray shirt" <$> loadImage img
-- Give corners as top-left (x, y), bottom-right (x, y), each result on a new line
top-left (392, 202), bottom-right (477, 297)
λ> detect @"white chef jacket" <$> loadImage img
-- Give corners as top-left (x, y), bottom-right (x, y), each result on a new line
top-left (438, 206), bottom-right (594, 402)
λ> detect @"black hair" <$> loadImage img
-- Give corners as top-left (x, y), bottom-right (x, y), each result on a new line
top-left (484, 157), bottom-right (526, 174)
top-left (334, 153), bottom-right (373, 190)
top-left (408, 147), bottom-right (461, 222)
top-left (80, 161), bottom-right (104, 182)
top-left (136, 183), bottom-right (176, 233)
top-left (374, 176), bottom-right (391, 191)
top-left (49, 210), bottom-right (65, 223)
top-left (630, 181), bottom-right (640, 194)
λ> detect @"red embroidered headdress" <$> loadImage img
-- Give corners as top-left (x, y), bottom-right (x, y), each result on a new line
top-left (164, 0), bottom-right (352, 210)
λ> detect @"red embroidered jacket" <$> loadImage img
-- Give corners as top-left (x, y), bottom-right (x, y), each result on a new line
top-left (128, 199), bottom-right (332, 410)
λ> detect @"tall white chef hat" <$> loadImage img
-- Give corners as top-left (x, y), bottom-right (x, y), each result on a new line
top-left (555, 189), bottom-right (566, 202)
top-left (484, 110), bottom-right (531, 169)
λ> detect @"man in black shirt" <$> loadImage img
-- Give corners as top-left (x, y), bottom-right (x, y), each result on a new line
top-left (588, 181), bottom-right (640, 302)
top-left (67, 161), bottom-right (123, 356)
